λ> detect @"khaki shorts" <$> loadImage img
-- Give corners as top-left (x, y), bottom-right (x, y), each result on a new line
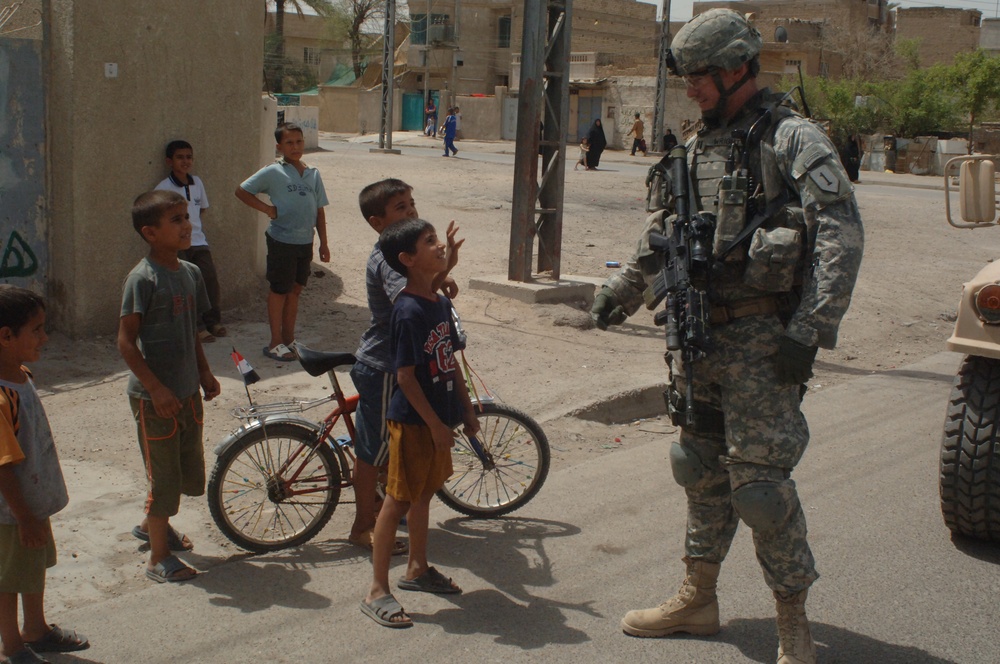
top-left (131, 395), bottom-right (206, 517)
top-left (385, 421), bottom-right (453, 503)
top-left (0, 519), bottom-right (56, 594)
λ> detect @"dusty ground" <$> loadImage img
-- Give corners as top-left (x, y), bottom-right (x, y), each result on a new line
top-left (29, 133), bottom-right (1000, 614)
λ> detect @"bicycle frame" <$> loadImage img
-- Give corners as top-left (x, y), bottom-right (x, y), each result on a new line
top-left (214, 366), bottom-right (361, 496)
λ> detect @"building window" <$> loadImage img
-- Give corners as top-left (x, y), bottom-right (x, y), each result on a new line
top-left (411, 13), bottom-right (427, 45)
top-left (498, 15), bottom-right (511, 48)
top-left (411, 13), bottom-right (450, 45)
top-left (303, 47), bottom-right (321, 65)
top-left (785, 59), bottom-right (801, 67)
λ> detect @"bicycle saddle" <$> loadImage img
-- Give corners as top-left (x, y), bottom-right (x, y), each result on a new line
top-left (294, 344), bottom-right (357, 377)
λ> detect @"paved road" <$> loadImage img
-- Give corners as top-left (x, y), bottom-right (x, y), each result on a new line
top-left (48, 350), bottom-right (1000, 664)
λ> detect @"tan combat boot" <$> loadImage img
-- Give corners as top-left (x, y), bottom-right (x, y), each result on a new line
top-left (620, 557), bottom-right (721, 637)
top-left (775, 589), bottom-right (817, 664)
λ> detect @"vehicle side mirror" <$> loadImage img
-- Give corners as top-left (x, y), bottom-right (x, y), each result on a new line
top-left (945, 156), bottom-right (999, 228)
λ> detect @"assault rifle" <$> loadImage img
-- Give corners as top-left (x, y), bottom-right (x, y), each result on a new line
top-left (645, 146), bottom-right (715, 427)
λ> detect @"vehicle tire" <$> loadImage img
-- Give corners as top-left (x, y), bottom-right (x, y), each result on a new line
top-left (940, 355), bottom-right (1000, 542)
top-left (207, 422), bottom-right (342, 553)
top-left (437, 403), bottom-right (550, 518)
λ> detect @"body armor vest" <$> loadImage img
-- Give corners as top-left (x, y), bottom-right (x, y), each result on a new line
top-left (685, 98), bottom-right (805, 304)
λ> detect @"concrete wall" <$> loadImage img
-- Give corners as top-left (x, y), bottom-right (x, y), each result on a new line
top-left (46, 1), bottom-right (264, 336)
top-left (278, 105), bottom-right (320, 148)
top-left (0, 37), bottom-right (47, 295)
top-left (315, 86), bottom-right (361, 132)
top-left (453, 92), bottom-right (505, 140)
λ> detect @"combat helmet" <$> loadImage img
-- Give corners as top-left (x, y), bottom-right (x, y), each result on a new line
top-left (667, 9), bottom-right (762, 76)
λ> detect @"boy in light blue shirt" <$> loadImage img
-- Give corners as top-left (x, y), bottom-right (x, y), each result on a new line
top-left (235, 123), bottom-right (331, 361)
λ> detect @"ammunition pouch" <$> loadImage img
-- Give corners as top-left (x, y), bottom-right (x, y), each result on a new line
top-left (664, 386), bottom-right (725, 435)
top-left (744, 227), bottom-right (802, 292)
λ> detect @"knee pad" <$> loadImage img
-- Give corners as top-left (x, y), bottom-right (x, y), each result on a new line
top-left (669, 443), bottom-right (706, 488)
top-left (731, 480), bottom-right (793, 535)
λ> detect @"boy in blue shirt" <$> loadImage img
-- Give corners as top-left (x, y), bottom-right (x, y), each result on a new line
top-left (360, 218), bottom-right (478, 628)
top-left (235, 123), bottom-right (331, 361)
top-left (349, 180), bottom-right (460, 555)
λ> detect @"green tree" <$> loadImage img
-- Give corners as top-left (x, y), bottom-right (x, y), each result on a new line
top-left (323, 0), bottom-right (388, 81)
top-left (944, 49), bottom-right (1000, 151)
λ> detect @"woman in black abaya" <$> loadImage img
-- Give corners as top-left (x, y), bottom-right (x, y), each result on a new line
top-left (585, 119), bottom-right (607, 169)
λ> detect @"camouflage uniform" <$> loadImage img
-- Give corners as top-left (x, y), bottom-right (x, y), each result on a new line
top-left (603, 91), bottom-right (864, 594)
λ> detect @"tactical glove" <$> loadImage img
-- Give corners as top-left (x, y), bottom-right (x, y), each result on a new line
top-left (774, 336), bottom-right (818, 385)
top-left (591, 287), bottom-right (627, 330)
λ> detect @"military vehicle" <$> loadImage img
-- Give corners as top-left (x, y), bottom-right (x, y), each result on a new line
top-left (940, 154), bottom-right (1000, 542)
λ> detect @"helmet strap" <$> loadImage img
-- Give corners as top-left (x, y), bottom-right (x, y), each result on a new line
top-left (704, 68), bottom-right (754, 125)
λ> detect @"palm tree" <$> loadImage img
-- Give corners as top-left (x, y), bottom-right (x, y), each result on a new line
top-left (269, 0), bottom-right (334, 92)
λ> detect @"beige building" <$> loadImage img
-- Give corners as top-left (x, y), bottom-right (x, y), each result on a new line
top-left (894, 7), bottom-right (982, 67)
top-left (265, 9), bottom-right (357, 86)
top-left (1, 1), bottom-right (265, 335)
top-left (694, 0), bottom-right (889, 33)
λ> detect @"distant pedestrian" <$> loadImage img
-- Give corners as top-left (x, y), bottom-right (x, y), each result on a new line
top-left (425, 100), bottom-right (438, 137)
top-left (662, 128), bottom-right (678, 152)
top-left (442, 108), bottom-right (458, 157)
top-left (842, 134), bottom-right (862, 183)
top-left (585, 119), bottom-right (607, 169)
top-left (575, 137), bottom-right (590, 171)
top-left (628, 113), bottom-right (646, 156)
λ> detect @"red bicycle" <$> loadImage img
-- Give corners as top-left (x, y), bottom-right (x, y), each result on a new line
top-left (207, 343), bottom-right (550, 553)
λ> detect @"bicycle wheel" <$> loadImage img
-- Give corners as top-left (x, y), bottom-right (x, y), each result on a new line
top-left (437, 402), bottom-right (550, 517)
top-left (207, 422), bottom-right (342, 553)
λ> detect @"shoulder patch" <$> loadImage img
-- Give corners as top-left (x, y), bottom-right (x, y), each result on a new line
top-left (808, 164), bottom-right (841, 194)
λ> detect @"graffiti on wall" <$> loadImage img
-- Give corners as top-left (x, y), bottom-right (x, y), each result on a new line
top-left (0, 37), bottom-right (46, 289)
top-left (0, 230), bottom-right (37, 277)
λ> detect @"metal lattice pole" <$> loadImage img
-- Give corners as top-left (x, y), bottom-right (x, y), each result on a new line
top-left (508, 0), bottom-right (572, 281)
top-left (651, 0), bottom-right (671, 154)
top-left (377, 0), bottom-right (396, 150)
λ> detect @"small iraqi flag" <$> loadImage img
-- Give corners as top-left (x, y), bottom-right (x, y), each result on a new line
top-left (230, 347), bottom-right (261, 385)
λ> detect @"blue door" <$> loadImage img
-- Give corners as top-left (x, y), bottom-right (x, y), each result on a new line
top-left (576, 96), bottom-right (602, 141)
top-left (402, 92), bottom-right (439, 131)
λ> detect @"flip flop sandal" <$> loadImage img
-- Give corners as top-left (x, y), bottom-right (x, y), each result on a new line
top-left (360, 594), bottom-right (412, 628)
top-left (397, 566), bottom-right (462, 594)
top-left (347, 528), bottom-right (409, 556)
top-left (146, 555), bottom-right (197, 583)
top-left (197, 329), bottom-right (216, 343)
top-left (208, 324), bottom-right (228, 338)
top-left (263, 344), bottom-right (296, 362)
top-left (25, 625), bottom-right (89, 653)
top-left (131, 525), bottom-right (194, 552)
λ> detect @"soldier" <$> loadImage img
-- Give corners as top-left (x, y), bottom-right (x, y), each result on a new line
top-left (591, 9), bottom-right (864, 664)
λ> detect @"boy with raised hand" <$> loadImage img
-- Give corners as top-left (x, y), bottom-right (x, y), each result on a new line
top-left (360, 218), bottom-right (478, 629)
top-left (0, 286), bottom-right (88, 663)
top-left (235, 123), bottom-right (331, 362)
top-left (155, 139), bottom-right (226, 343)
top-left (118, 190), bottom-right (221, 583)
top-left (349, 179), bottom-right (460, 556)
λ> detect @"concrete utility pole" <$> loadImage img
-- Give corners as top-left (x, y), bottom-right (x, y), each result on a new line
top-left (508, 0), bottom-right (572, 281)
top-left (651, 0), bottom-right (671, 154)
top-left (374, 0), bottom-right (400, 153)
